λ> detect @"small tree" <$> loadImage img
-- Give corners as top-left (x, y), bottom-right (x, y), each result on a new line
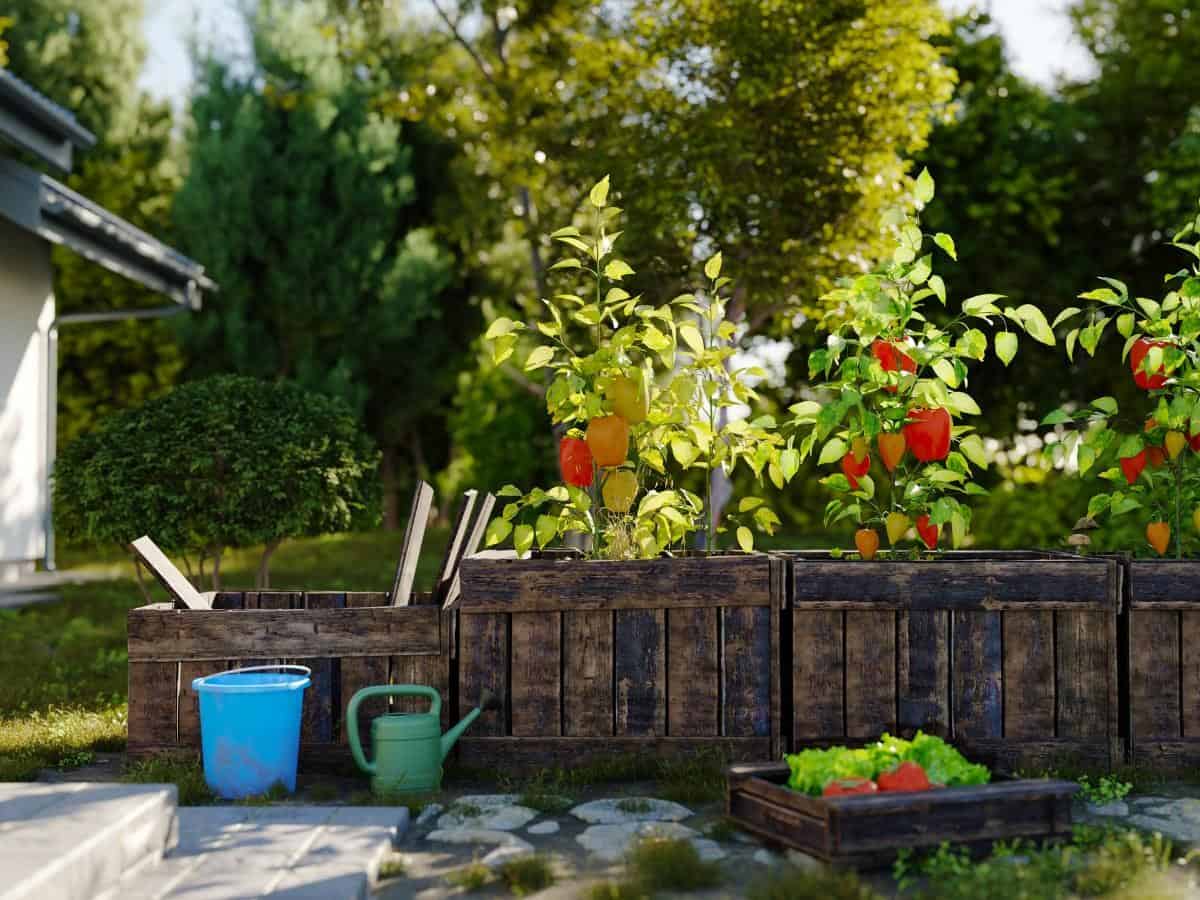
top-left (54, 376), bottom-right (380, 593)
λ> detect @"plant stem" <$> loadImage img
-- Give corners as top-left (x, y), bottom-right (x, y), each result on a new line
top-left (1176, 462), bottom-right (1183, 559)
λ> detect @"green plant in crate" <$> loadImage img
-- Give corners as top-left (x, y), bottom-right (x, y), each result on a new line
top-left (1042, 201), bottom-right (1200, 557)
top-left (785, 169), bottom-right (1056, 555)
top-left (482, 177), bottom-right (792, 559)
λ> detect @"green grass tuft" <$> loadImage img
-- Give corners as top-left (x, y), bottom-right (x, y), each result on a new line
top-left (704, 816), bottom-right (740, 843)
top-left (654, 748), bottom-right (728, 805)
top-left (377, 855), bottom-right (406, 880)
top-left (123, 756), bottom-right (215, 806)
top-left (507, 769), bottom-right (575, 814)
top-left (625, 837), bottom-right (722, 892)
top-left (237, 780), bottom-right (292, 805)
top-left (304, 781), bottom-right (341, 803)
top-left (747, 866), bottom-right (880, 900)
top-left (616, 798), bottom-right (652, 814)
top-left (499, 855), bottom-right (556, 897)
top-left (446, 860), bottom-right (491, 892)
top-left (587, 881), bottom-right (645, 900)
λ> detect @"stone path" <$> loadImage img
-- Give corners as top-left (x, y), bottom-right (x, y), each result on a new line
top-left (1082, 795), bottom-right (1200, 845)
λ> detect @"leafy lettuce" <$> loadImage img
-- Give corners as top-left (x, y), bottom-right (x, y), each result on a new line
top-left (785, 731), bottom-right (990, 795)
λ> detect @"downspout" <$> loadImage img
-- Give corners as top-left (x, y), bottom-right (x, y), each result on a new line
top-left (43, 304), bottom-right (190, 571)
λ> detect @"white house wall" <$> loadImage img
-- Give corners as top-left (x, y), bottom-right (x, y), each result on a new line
top-left (0, 216), bottom-right (51, 577)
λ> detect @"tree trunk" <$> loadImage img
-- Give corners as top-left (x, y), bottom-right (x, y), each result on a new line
top-left (519, 186), bottom-right (548, 300)
top-left (256, 538), bottom-right (282, 589)
top-left (209, 545), bottom-right (223, 592)
top-left (381, 444), bottom-right (399, 530)
top-left (132, 556), bottom-right (153, 604)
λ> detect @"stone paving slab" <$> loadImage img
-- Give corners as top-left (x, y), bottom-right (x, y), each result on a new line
top-left (0, 782), bottom-right (177, 900)
top-left (121, 805), bottom-right (408, 900)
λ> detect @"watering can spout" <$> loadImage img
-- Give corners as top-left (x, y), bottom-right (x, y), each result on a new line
top-left (441, 689), bottom-right (501, 760)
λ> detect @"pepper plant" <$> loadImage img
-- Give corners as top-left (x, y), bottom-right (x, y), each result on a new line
top-left (1042, 201), bottom-right (1200, 557)
top-left (785, 169), bottom-right (1056, 557)
top-left (482, 177), bottom-right (791, 559)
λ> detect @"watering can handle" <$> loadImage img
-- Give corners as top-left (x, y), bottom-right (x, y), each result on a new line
top-left (346, 685), bottom-right (442, 776)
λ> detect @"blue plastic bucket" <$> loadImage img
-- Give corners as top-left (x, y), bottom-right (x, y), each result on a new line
top-left (192, 665), bottom-right (311, 799)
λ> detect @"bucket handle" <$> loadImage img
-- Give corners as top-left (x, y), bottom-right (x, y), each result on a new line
top-left (191, 664), bottom-right (312, 693)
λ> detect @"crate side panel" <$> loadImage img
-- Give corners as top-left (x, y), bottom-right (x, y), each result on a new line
top-left (952, 611), bottom-right (1003, 740)
top-left (1130, 609), bottom-right (1181, 741)
top-left (723, 606), bottom-right (772, 738)
top-left (1056, 610), bottom-right (1110, 739)
top-left (792, 610), bottom-right (844, 742)
top-left (564, 610), bottom-right (615, 737)
top-left (897, 610), bottom-right (949, 736)
top-left (614, 609), bottom-right (666, 736)
top-left (845, 610), bottom-right (896, 739)
top-left (511, 611), bottom-right (562, 736)
top-left (1002, 611), bottom-right (1055, 739)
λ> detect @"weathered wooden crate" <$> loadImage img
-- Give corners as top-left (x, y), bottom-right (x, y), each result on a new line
top-left (780, 551), bottom-right (1122, 771)
top-left (126, 590), bottom-right (450, 768)
top-left (726, 761), bottom-right (1078, 868)
top-left (453, 552), bottom-right (784, 770)
top-left (1126, 560), bottom-right (1200, 769)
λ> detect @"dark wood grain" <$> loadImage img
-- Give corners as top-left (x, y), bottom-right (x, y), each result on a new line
top-left (458, 553), bottom-right (771, 612)
top-left (723, 607), bottom-right (771, 738)
top-left (952, 611), bottom-right (1003, 740)
top-left (127, 661), bottom-right (178, 751)
top-left (433, 490), bottom-right (478, 605)
top-left (1183, 613), bottom-right (1200, 738)
top-left (1128, 561), bottom-right (1200, 606)
top-left (454, 736), bottom-right (768, 772)
top-left (792, 610), bottom-right (844, 741)
top-left (511, 611), bottom-right (562, 736)
top-left (897, 610), bottom-right (949, 736)
top-left (769, 557), bottom-right (785, 758)
top-left (1002, 611), bottom-right (1055, 739)
top-left (391, 480), bottom-right (434, 607)
top-left (297, 592), bottom-right (344, 743)
top-left (390, 596), bottom-right (450, 727)
top-left (564, 610), bottom-right (614, 737)
top-left (845, 611), bottom-right (896, 739)
top-left (339, 592), bottom-right (392, 745)
top-left (614, 609), bottom-right (666, 736)
top-left (1056, 611), bottom-right (1109, 738)
top-left (458, 612), bottom-right (509, 736)
top-left (177, 660), bottom-right (211, 750)
top-left (443, 492), bottom-right (496, 609)
top-left (1130, 609), bottom-right (1181, 740)
top-left (668, 607), bottom-right (719, 737)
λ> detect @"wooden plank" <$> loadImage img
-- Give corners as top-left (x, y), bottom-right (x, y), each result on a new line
top-left (769, 556), bottom-right (784, 758)
top-left (788, 559), bottom-right (1113, 609)
top-left (178, 593), bottom-right (246, 748)
top-left (390, 594), bottom-right (450, 727)
top-left (433, 490), bottom-right (478, 605)
top-left (1130, 610), bottom-right (1181, 740)
top-left (1183, 612), bottom-right (1200, 738)
top-left (443, 492), bottom-right (496, 609)
top-left (952, 611), bottom-right (1003, 740)
top-left (129, 536), bottom-right (213, 609)
top-left (1002, 611), bottom-right (1055, 739)
top-left (458, 612), bottom-right (509, 737)
top-left (614, 609), bottom-right (666, 736)
top-left (792, 610), bottom-right (844, 742)
top-left (340, 592), bottom-right (392, 745)
top-left (667, 607), bottom-right (719, 737)
top-left (845, 611), bottom-right (895, 739)
top-left (511, 611), bottom-right (562, 736)
top-left (1055, 610), bottom-right (1109, 739)
top-left (1128, 560), bottom-right (1200, 606)
top-left (127, 603), bottom-right (441, 661)
top-left (723, 607), bottom-right (771, 738)
top-left (297, 592), bottom-right (344, 744)
top-left (897, 610), bottom-right (949, 736)
top-left (390, 480), bottom-right (434, 607)
top-left (455, 736), bottom-right (769, 772)
top-left (1128, 740), bottom-right (1200, 771)
top-left (952, 737), bottom-right (1114, 775)
top-left (563, 610), bottom-right (614, 737)
top-left (127, 662), bottom-right (178, 751)
top-left (458, 553), bottom-right (771, 612)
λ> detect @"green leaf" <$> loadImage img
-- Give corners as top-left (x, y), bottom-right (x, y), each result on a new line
top-left (604, 259), bottom-right (635, 280)
top-left (1092, 396), bottom-right (1119, 416)
top-left (1015, 304), bottom-right (1055, 345)
top-left (914, 168), bottom-right (935, 204)
top-left (513, 524), bottom-right (534, 556)
top-left (933, 233), bottom-right (957, 260)
top-left (549, 258), bottom-right (583, 271)
top-left (485, 317), bottom-right (517, 340)
top-left (735, 526), bottom-right (754, 552)
top-left (1078, 288), bottom-right (1120, 304)
top-left (705, 252), bottom-right (723, 280)
top-left (928, 274), bottom-right (947, 304)
top-left (1087, 493), bottom-right (1110, 519)
top-left (932, 358), bottom-right (959, 387)
top-left (550, 226), bottom-right (581, 239)
top-left (947, 391), bottom-right (981, 416)
top-left (491, 332), bottom-right (517, 365)
top-left (959, 329), bottom-right (987, 361)
top-left (738, 497), bottom-right (765, 512)
top-left (963, 294), bottom-right (1005, 315)
top-left (995, 332), bottom-right (1018, 366)
top-left (908, 254), bottom-right (932, 286)
top-left (524, 345), bottom-right (555, 371)
top-left (1136, 297), bottom-right (1161, 320)
top-left (1052, 307), bottom-right (1083, 328)
top-left (960, 434), bottom-right (988, 468)
top-left (1041, 409), bottom-right (1072, 426)
top-left (1066, 328), bottom-right (1079, 361)
top-left (1116, 313), bottom-right (1135, 339)
top-left (484, 517), bottom-right (513, 547)
top-left (789, 401), bottom-right (822, 423)
top-left (535, 514), bottom-right (558, 548)
top-left (780, 448), bottom-right (800, 482)
top-left (589, 175), bottom-right (610, 208)
top-left (671, 439), bottom-right (700, 467)
top-left (818, 437), bottom-right (848, 466)
top-left (678, 323), bottom-right (705, 356)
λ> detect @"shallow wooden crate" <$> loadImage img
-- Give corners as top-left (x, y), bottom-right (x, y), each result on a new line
top-left (780, 551), bottom-right (1123, 771)
top-left (126, 590), bottom-right (450, 768)
top-left (453, 552), bottom-right (784, 770)
top-left (1126, 560), bottom-right (1200, 770)
top-left (726, 762), bottom-right (1078, 868)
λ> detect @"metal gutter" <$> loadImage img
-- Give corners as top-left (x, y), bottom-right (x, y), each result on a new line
top-left (0, 70), bottom-right (96, 173)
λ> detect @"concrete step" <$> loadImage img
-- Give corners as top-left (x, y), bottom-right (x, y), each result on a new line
top-left (120, 805), bottom-right (409, 899)
top-left (0, 782), bottom-right (177, 900)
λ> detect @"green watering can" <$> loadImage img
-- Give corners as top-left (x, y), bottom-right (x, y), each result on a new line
top-left (346, 684), bottom-right (499, 794)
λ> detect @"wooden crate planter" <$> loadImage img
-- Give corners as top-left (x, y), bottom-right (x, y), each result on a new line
top-left (453, 552), bottom-right (784, 770)
top-left (1126, 560), bottom-right (1200, 769)
top-left (726, 762), bottom-right (1078, 868)
top-left (126, 590), bottom-right (450, 768)
top-left (781, 551), bottom-right (1122, 771)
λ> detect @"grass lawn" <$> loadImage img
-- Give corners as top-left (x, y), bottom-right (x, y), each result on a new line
top-left (0, 528), bottom-right (448, 781)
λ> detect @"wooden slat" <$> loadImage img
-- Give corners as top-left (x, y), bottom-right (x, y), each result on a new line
top-left (952, 611), bottom-right (1002, 740)
top-left (1128, 740), bottom-right (1200, 771)
top-left (667, 607), bottom-right (719, 737)
top-left (1130, 610), bottom-right (1181, 740)
top-left (390, 481), bottom-right (434, 607)
top-left (1002, 611), bottom-right (1055, 739)
top-left (614, 609), bottom-right (666, 736)
top-left (1055, 610), bottom-right (1109, 739)
top-left (1183, 613), bottom-right (1200, 738)
top-left (339, 592), bottom-right (392, 745)
top-left (443, 493), bottom-right (496, 609)
top-left (433, 490), bottom-right (478, 605)
top-left (127, 603), bottom-right (440, 661)
top-left (897, 610), bottom-right (949, 736)
top-left (789, 559), bottom-right (1114, 609)
top-left (127, 662), bottom-right (178, 751)
top-left (957, 737), bottom-right (1115, 773)
top-left (458, 554), bottom-right (770, 612)
top-left (458, 613), bottom-right (508, 736)
top-left (391, 595), bottom-right (450, 727)
top-left (1128, 561), bottom-right (1200, 606)
top-left (792, 610), bottom-right (844, 741)
top-left (845, 611), bottom-right (895, 739)
top-left (455, 736), bottom-right (769, 772)
top-left (564, 610), bottom-right (614, 737)
top-left (769, 557), bottom-right (784, 758)
top-left (723, 607), bottom-right (771, 738)
top-left (511, 612), bottom-right (562, 736)
top-left (298, 592), bottom-right (344, 744)
top-left (178, 592), bottom-right (246, 749)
